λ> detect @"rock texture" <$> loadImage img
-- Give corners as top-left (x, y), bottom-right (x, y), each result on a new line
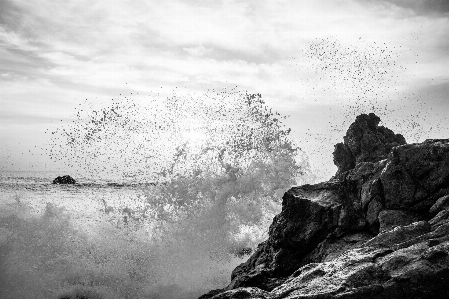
top-left (333, 113), bottom-right (406, 177)
top-left (199, 114), bottom-right (449, 299)
top-left (52, 175), bottom-right (76, 184)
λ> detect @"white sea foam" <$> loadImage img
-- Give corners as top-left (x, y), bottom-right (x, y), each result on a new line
top-left (0, 89), bottom-right (309, 299)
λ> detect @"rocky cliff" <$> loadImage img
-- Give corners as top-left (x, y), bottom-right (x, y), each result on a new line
top-left (199, 113), bottom-right (449, 299)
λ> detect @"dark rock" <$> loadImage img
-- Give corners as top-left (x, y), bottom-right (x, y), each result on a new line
top-left (227, 181), bottom-right (365, 291)
top-left (52, 175), bottom-right (76, 184)
top-left (271, 247), bottom-right (392, 298)
top-left (205, 287), bottom-right (271, 299)
top-left (380, 140), bottom-right (449, 211)
top-left (300, 232), bottom-right (373, 265)
top-left (198, 114), bottom-right (449, 299)
top-left (333, 113), bottom-right (406, 177)
top-left (430, 209), bottom-right (449, 227)
top-left (364, 220), bottom-right (431, 247)
top-left (429, 195), bottom-right (449, 216)
top-left (378, 210), bottom-right (421, 233)
top-left (198, 289), bottom-right (227, 299)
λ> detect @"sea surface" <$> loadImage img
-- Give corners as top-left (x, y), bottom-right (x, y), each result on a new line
top-left (0, 170), bottom-right (246, 299)
top-left (0, 91), bottom-right (300, 299)
top-left (0, 171), bottom-right (144, 229)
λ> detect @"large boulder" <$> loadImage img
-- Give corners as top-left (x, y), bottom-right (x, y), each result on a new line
top-left (380, 140), bottom-right (449, 211)
top-left (226, 181), bottom-right (366, 291)
top-left (333, 113), bottom-right (406, 177)
top-left (199, 114), bottom-right (449, 299)
top-left (52, 175), bottom-right (76, 184)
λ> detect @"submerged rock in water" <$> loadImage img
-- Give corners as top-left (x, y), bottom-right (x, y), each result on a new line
top-left (199, 113), bottom-right (449, 299)
top-left (52, 175), bottom-right (76, 184)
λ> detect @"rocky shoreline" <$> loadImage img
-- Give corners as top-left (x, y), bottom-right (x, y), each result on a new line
top-left (199, 113), bottom-right (449, 299)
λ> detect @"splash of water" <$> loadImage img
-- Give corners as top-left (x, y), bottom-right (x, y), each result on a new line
top-left (40, 87), bottom-right (308, 298)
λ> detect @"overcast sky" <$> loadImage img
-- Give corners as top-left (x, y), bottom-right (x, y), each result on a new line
top-left (1, 0), bottom-right (448, 179)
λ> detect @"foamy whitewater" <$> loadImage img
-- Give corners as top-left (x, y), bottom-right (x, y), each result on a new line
top-left (0, 171), bottom-right (264, 299)
top-left (0, 168), bottom-right (294, 299)
top-left (0, 90), bottom-right (307, 299)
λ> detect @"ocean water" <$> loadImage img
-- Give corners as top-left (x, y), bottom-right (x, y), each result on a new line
top-left (0, 91), bottom-right (304, 299)
top-left (0, 167), bottom-right (290, 299)
top-left (0, 170), bottom-right (262, 299)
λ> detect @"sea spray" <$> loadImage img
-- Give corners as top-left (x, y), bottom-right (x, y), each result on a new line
top-left (1, 88), bottom-right (310, 298)
top-left (295, 37), bottom-right (449, 180)
top-left (0, 202), bottom-right (211, 299)
top-left (50, 88), bottom-right (305, 242)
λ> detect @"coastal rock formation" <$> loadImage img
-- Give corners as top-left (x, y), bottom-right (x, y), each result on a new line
top-left (199, 114), bottom-right (449, 299)
top-left (333, 113), bottom-right (406, 177)
top-left (52, 175), bottom-right (76, 184)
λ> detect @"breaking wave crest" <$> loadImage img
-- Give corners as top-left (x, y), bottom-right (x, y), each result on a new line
top-left (1, 88), bottom-right (310, 299)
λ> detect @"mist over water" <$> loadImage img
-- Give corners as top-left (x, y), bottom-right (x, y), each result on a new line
top-left (1, 89), bottom-right (308, 299)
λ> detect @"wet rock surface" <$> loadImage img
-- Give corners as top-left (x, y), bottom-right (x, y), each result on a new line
top-left (333, 113), bottom-right (406, 177)
top-left (199, 114), bottom-right (449, 299)
top-left (52, 175), bottom-right (76, 184)
top-left (53, 175), bottom-right (76, 184)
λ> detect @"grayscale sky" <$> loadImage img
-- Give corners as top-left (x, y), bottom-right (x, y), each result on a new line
top-left (1, 0), bottom-right (448, 179)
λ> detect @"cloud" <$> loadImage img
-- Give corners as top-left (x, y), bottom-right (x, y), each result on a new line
top-left (357, 0), bottom-right (449, 16)
top-left (1, 0), bottom-right (449, 173)
top-left (1, 0), bottom-right (447, 102)
top-left (416, 80), bottom-right (449, 108)
top-left (0, 111), bottom-right (68, 125)
top-left (183, 46), bottom-right (212, 57)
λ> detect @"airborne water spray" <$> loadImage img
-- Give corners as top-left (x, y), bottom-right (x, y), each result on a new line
top-left (41, 87), bottom-right (309, 298)
top-left (296, 37), bottom-right (449, 180)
